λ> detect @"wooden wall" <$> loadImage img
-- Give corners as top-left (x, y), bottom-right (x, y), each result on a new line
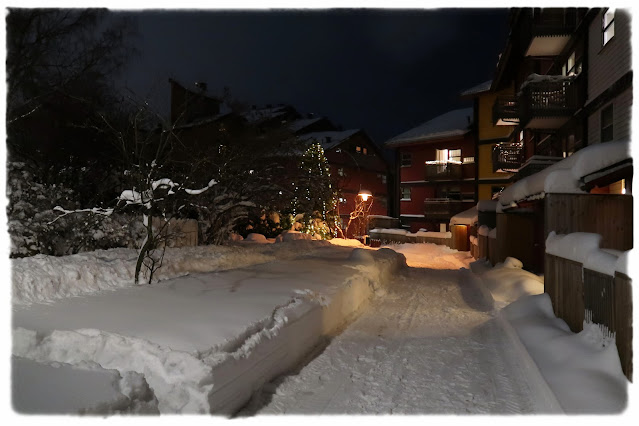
top-left (496, 212), bottom-right (538, 270)
top-left (546, 253), bottom-right (633, 381)
top-left (545, 193), bottom-right (633, 250)
top-left (545, 254), bottom-right (585, 333)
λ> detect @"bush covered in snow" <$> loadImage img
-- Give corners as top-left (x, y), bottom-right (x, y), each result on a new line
top-left (7, 162), bottom-right (145, 257)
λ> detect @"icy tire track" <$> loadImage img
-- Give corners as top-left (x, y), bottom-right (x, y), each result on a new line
top-left (252, 267), bottom-right (538, 414)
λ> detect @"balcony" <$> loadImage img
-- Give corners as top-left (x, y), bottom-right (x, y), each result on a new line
top-left (521, 8), bottom-right (579, 56)
top-left (492, 96), bottom-right (520, 126)
top-left (424, 198), bottom-right (474, 220)
top-left (492, 143), bottom-right (525, 173)
top-left (519, 74), bottom-right (583, 129)
top-left (425, 161), bottom-right (462, 181)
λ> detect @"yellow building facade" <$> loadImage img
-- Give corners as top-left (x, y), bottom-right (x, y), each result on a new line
top-left (474, 87), bottom-right (516, 200)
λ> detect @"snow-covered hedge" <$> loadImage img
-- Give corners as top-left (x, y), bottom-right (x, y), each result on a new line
top-left (7, 162), bottom-right (145, 257)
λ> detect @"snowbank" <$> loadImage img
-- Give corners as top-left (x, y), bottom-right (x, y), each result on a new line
top-left (245, 233), bottom-right (269, 243)
top-left (383, 243), bottom-right (470, 269)
top-left (449, 205), bottom-right (478, 225)
top-left (12, 240), bottom-right (332, 306)
top-left (412, 230), bottom-right (451, 238)
top-left (478, 225), bottom-right (490, 236)
top-left (615, 250), bottom-right (632, 277)
top-left (545, 231), bottom-right (602, 264)
top-left (13, 245), bottom-right (407, 414)
top-left (473, 257), bottom-right (543, 308)
top-left (327, 238), bottom-right (366, 248)
top-left (12, 357), bottom-right (158, 414)
top-left (472, 255), bottom-right (628, 413)
top-left (370, 228), bottom-right (407, 235)
top-left (274, 230), bottom-right (315, 242)
top-left (503, 294), bottom-right (628, 413)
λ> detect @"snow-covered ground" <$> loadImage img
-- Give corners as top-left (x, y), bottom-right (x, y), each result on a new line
top-left (246, 250), bottom-right (556, 414)
top-left (10, 239), bottom-right (406, 414)
top-left (8, 239), bottom-right (632, 416)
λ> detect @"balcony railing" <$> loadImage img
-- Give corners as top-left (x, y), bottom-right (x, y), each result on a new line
top-left (492, 96), bottom-right (520, 126)
top-left (519, 74), bottom-right (584, 128)
top-left (492, 143), bottom-right (525, 173)
top-left (425, 161), bottom-right (462, 181)
top-left (424, 198), bottom-right (474, 220)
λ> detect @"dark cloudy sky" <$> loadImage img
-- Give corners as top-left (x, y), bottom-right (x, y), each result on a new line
top-left (120, 9), bottom-right (509, 145)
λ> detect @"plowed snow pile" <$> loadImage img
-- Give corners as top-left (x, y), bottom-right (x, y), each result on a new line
top-left (11, 240), bottom-right (406, 414)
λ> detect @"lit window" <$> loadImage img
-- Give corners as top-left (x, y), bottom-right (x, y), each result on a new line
top-left (463, 157), bottom-right (475, 164)
top-left (363, 147), bottom-right (368, 155)
top-left (356, 146), bottom-right (362, 154)
top-left (448, 149), bottom-right (462, 163)
top-left (603, 8), bottom-right (615, 46)
top-left (401, 152), bottom-right (412, 167)
top-left (601, 104), bottom-right (614, 142)
top-left (563, 51), bottom-right (581, 76)
top-left (401, 186), bottom-right (411, 200)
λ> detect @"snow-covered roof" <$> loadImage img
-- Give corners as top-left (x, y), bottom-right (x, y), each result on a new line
top-left (477, 200), bottom-right (498, 212)
top-left (172, 111), bottom-right (233, 130)
top-left (385, 108), bottom-right (473, 147)
top-left (288, 117), bottom-right (324, 133)
top-left (241, 106), bottom-right (289, 123)
top-left (449, 205), bottom-right (478, 226)
top-left (461, 80), bottom-right (492, 97)
top-left (297, 129), bottom-right (361, 151)
top-left (499, 141), bottom-right (631, 210)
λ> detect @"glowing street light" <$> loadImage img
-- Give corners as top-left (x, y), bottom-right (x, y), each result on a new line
top-left (358, 189), bottom-right (373, 202)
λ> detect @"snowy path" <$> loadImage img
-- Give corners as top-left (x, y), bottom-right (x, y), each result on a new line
top-left (248, 252), bottom-right (541, 414)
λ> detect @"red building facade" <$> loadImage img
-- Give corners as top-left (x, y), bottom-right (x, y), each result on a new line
top-left (386, 108), bottom-right (477, 233)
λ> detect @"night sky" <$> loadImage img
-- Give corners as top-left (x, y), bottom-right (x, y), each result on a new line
top-left (120, 8), bottom-right (510, 146)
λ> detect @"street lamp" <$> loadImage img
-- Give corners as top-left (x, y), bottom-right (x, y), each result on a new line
top-left (344, 188), bottom-right (374, 242)
top-left (358, 189), bottom-right (373, 202)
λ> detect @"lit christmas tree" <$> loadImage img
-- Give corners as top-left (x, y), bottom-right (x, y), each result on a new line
top-left (290, 142), bottom-right (339, 239)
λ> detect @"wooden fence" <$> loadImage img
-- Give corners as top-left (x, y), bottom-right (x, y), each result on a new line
top-left (151, 217), bottom-right (198, 247)
top-left (368, 230), bottom-right (452, 248)
top-left (545, 253), bottom-right (633, 381)
top-left (545, 254), bottom-right (585, 332)
top-left (497, 211), bottom-right (543, 272)
top-left (478, 234), bottom-right (489, 260)
top-left (545, 194), bottom-right (633, 251)
top-left (488, 235), bottom-right (498, 266)
top-left (614, 271), bottom-right (633, 381)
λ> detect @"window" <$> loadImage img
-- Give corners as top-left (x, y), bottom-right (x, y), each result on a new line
top-left (362, 147), bottom-right (368, 155)
top-left (435, 149), bottom-right (448, 163)
top-left (562, 51), bottom-right (582, 76)
top-left (603, 8), bottom-right (615, 46)
top-left (401, 152), bottom-right (412, 167)
top-left (401, 186), bottom-right (411, 200)
top-left (601, 104), bottom-right (614, 142)
top-left (449, 149), bottom-right (461, 163)
top-left (355, 146), bottom-right (362, 154)
top-left (434, 148), bottom-right (461, 163)
top-left (381, 175), bottom-right (387, 184)
top-left (338, 168), bottom-right (345, 177)
top-left (463, 157), bottom-right (475, 164)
